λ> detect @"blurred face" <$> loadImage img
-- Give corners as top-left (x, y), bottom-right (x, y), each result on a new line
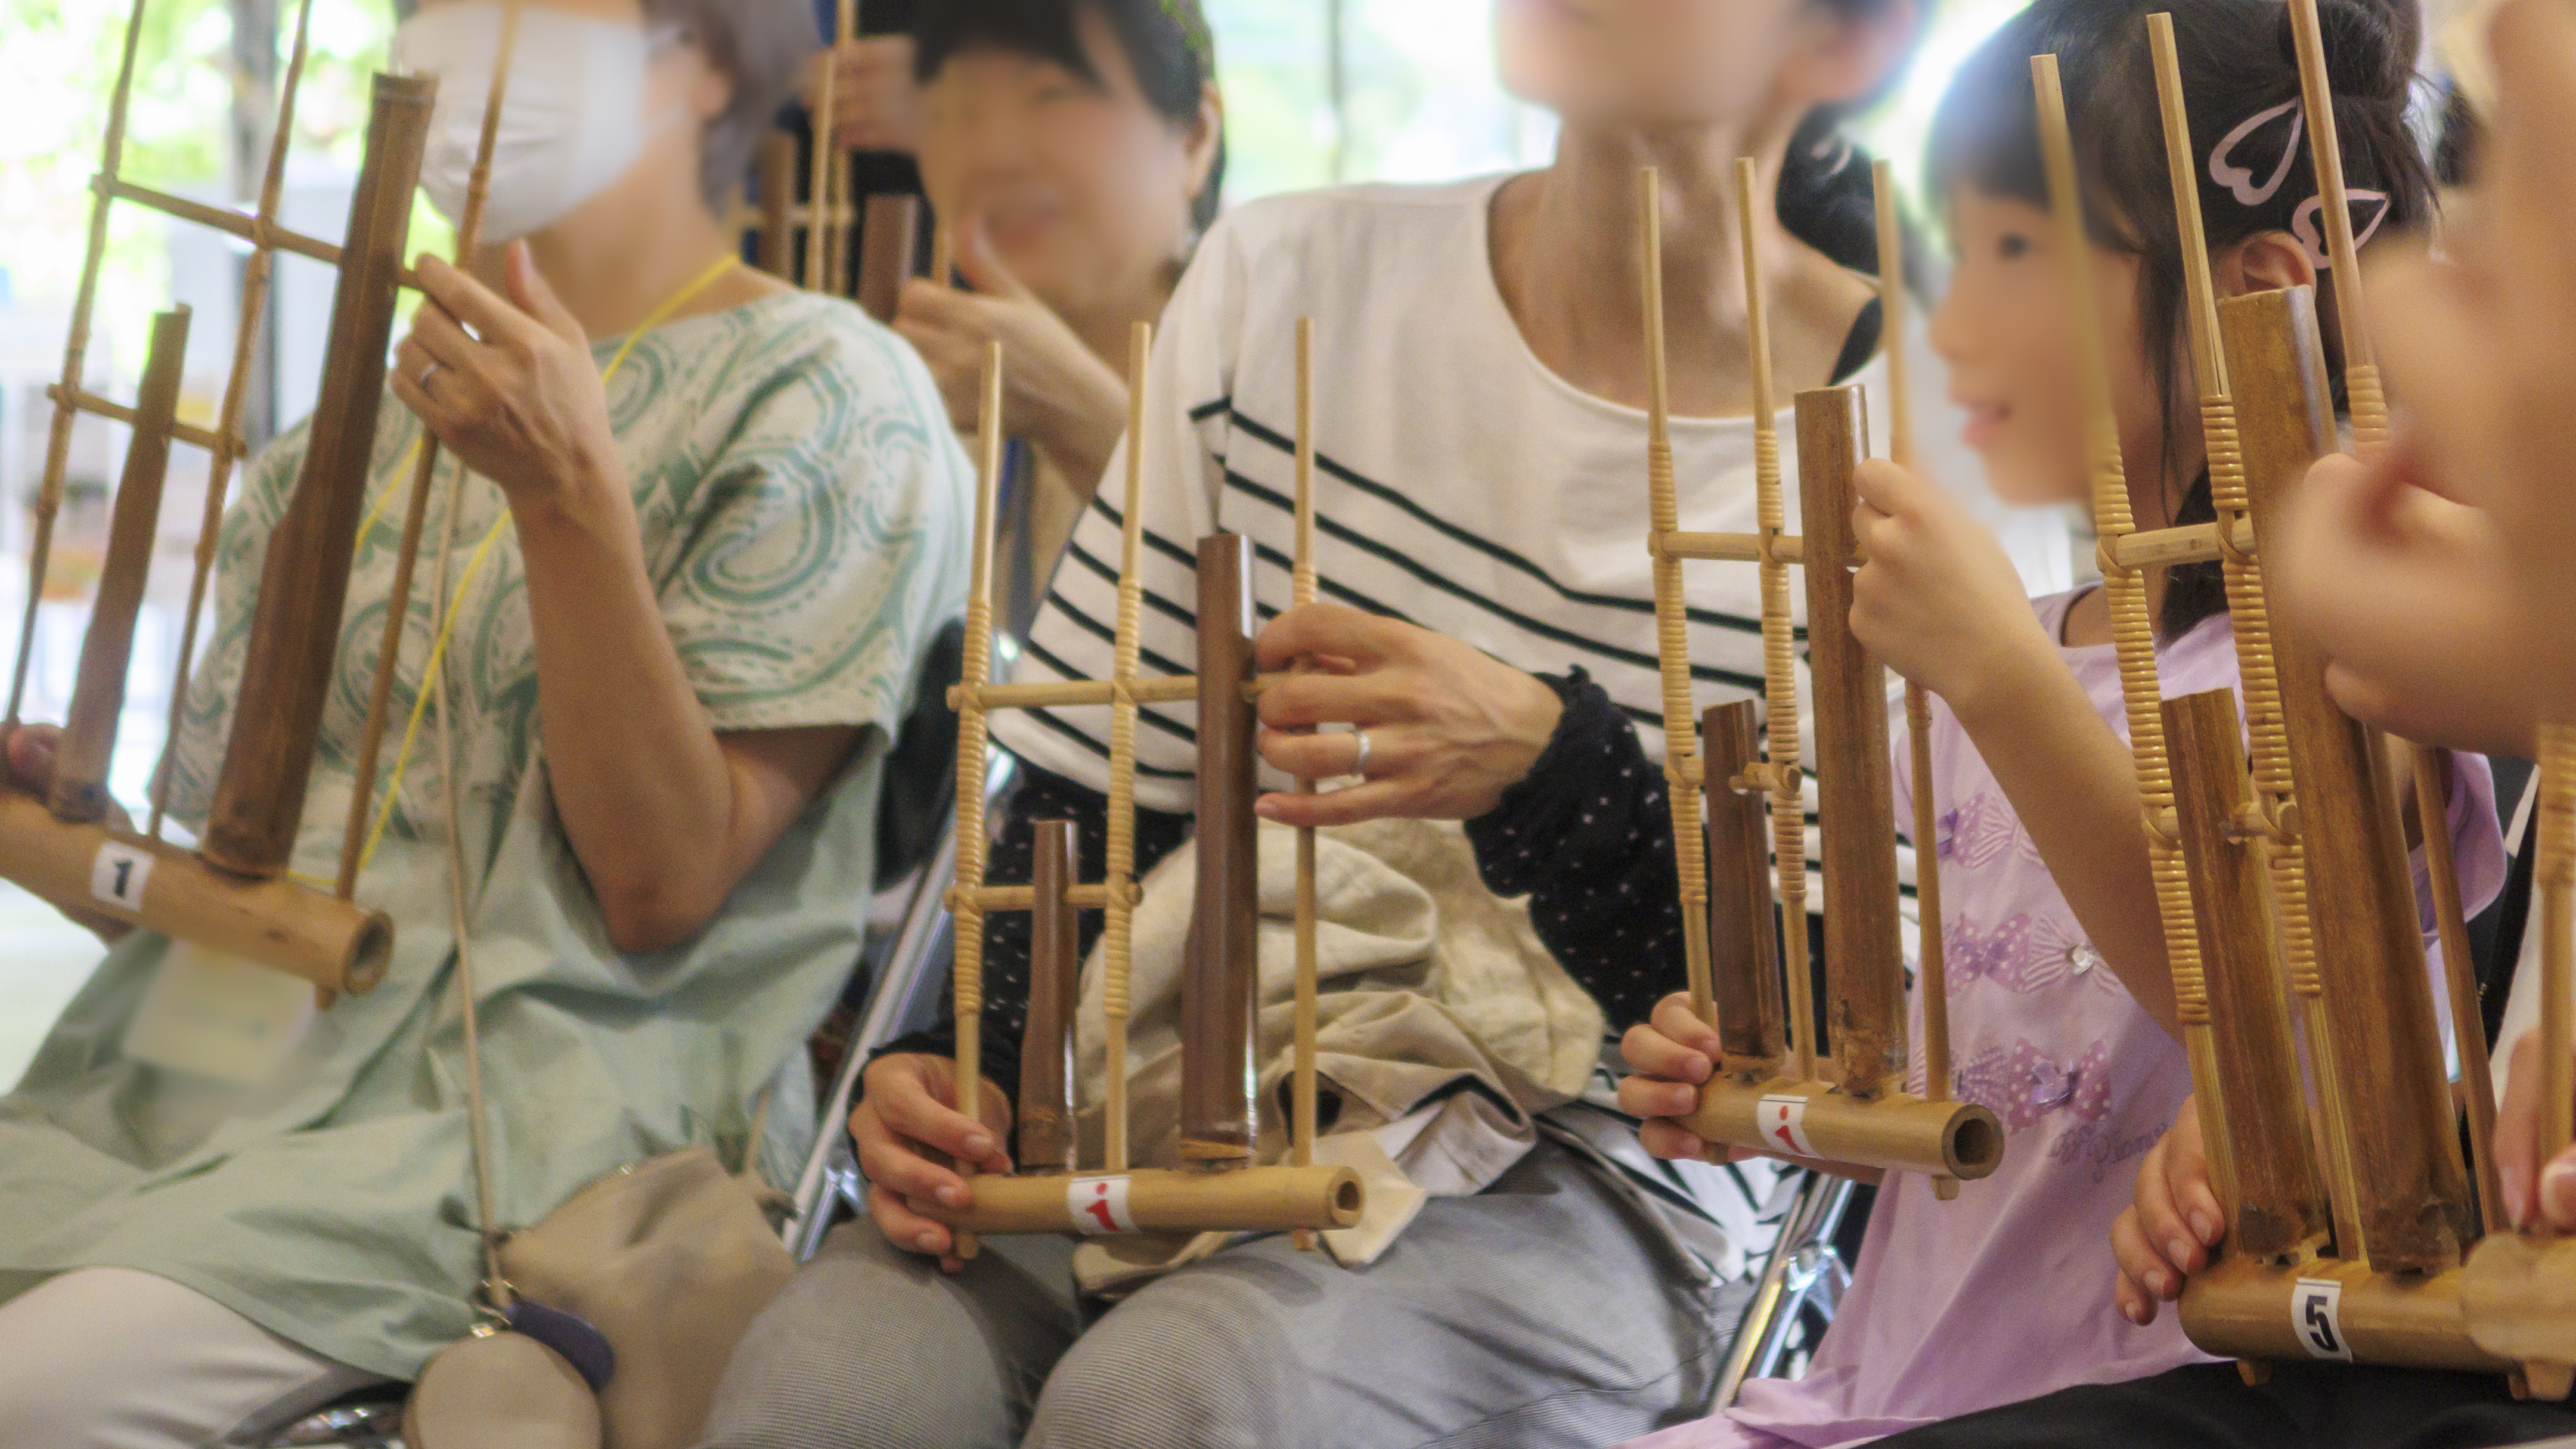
top-left (917, 11), bottom-right (1215, 306)
top-left (1933, 188), bottom-right (2169, 514)
top-left (1495, 0), bottom-right (1874, 128)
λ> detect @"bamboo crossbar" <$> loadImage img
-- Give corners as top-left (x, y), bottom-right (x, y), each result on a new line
top-left (948, 672), bottom-right (1291, 712)
top-left (95, 177), bottom-right (427, 288)
top-left (1653, 519), bottom-right (2248, 570)
top-left (958, 882), bottom-right (1122, 913)
top-left (45, 385), bottom-right (244, 460)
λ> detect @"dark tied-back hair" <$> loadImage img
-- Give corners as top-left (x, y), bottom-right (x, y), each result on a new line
top-left (913, 0), bottom-right (1225, 232)
top-left (1929, 0), bottom-right (2435, 638)
top-left (1785, 0), bottom-right (1936, 294)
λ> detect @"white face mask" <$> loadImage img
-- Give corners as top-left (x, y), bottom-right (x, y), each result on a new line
top-left (395, 2), bottom-right (681, 243)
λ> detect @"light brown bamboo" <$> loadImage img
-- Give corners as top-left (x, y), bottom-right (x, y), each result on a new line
top-left (1291, 316), bottom-right (1320, 1254)
top-left (49, 306), bottom-right (190, 825)
top-left (858, 194), bottom-right (922, 323)
top-left (963, 882), bottom-right (1112, 913)
top-left (2544, 723), bottom-right (2576, 1165)
top-left (338, 0), bottom-right (521, 902)
top-left (95, 179), bottom-right (358, 276)
top-left (1704, 701), bottom-right (1784, 1078)
top-left (2183, 1256), bottom-right (2510, 1373)
top-left (1018, 820), bottom-right (1080, 1175)
top-left (2414, 744), bottom-right (2505, 1235)
top-left (923, 1164), bottom-right (1363, 1236)
top-left (44, 387), bottom-right (239, 461)
top-left (803, 4), bottom-right (846, 293)
top-left (1681, 1076), bottom-right (2002, 1180)
top-left (2283, 0), bottom-right (2386, 458)
top-left (827, 150), bottom-right (854, 295)
top-left (757, 131), bottom-right (796, 278)
top-left (1102, 322), bottom-right (1151, 1174)
top-left (951, 672), bottom-right (1290, 712)
top-left (950, 343), bottom-right (1004, 1261)
top-left (1178, 532), bottom-right (1259, 1168)
top-left (2462, 1228), bottom-right (2576, 1400)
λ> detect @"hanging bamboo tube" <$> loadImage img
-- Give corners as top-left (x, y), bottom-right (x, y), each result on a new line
top-left (48, 306), bottom-right (190, 825)
top-left (1102, 321), bottom-right (1151, 1174)
top-left (1704, 700), bottom-right (1784, 1079)
top-left (1018, 820), bottom-right (1080, 1175)
top-left (858, 194), bottom-right (922, 323)
top-left (1636, 167), bottom-right (1718, 1033)
top-left (947, 342), bottom-right (1005, 1261)
top-left (1179, 532), bottom-right (1259, 1168)
top-left (202, 72), bottom-right (434, 882)
top-left (339, 0), bottom-right (522, 902)
top-left (1291, 317), bottom-right (1322, 1250)
top-left (2222, 286), bottom-right (2476, 1273)
top-left (757, 131), bottom-right (797, 279)
top-left (149, 0), bottom-right (318, 840)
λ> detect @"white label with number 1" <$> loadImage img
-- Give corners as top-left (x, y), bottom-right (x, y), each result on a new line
top-left (2292, 1277), bottom-right (2353, 1361)
top-left (91, 842), bottom-right (153, 913)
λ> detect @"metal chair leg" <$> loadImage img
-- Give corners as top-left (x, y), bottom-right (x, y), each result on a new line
top-left (1712, 1170), bottom-right (1860, 1410)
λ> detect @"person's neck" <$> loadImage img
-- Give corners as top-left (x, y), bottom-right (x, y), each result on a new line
top-left (1055, 259), bottom-right (1182, 371)
top-left (1494, 114), bottom-right (1814, 420)
top-left (507, 188), bottom-right (742, 341)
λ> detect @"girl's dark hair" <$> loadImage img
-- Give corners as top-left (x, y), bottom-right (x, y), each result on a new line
top-left (914, 0), bottom-right (1226, 233)
top-left (1928, 0), bottom-right (2435, 638)
top-left (1784, 0), bottom-right (1936, 293)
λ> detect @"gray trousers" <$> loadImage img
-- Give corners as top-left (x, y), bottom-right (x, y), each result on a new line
top-left (698, 1137), bottom-right (1748, 1449)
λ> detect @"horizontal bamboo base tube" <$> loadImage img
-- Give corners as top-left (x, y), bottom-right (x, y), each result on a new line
top-left (2460, 1230), bottom-right (2576, 1397)
top-left (919, 1164), bottom-right (1365, 1236)
top-left (1681, 1076), bottom-right (2004, 1180)
top-left (0, 790), bottom-right (392, 994)
top-left (2180, 1253), bottom-right (2515, 1376)
top-left (950, 672), bottom-right (1291, 713)
top-left (1647, 518), bottom-right (2248, 570)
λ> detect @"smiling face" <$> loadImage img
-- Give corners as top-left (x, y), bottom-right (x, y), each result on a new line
top-left (1932, 188), bottom-right (2172, 513)
top-left (1495, 0), bottom-right (1855, 128)
top-left (916, 8), bottom-right (1215, 309)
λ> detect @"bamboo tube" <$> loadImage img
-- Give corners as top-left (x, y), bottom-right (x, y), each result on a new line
top-left (922, 1163), bottom-right (1363, 1236)
top-left (827, 151), bottom-right (854, 296)
top-left (803, 4), bottom-right (847, 294)
top-left (150, 0), bottom-right (318, 840)
top-left (1797, 384), bottom-right (1904, 1100)
top-left (2183, 1255), bottom-right (2511, 1373)
top-left (2224, 285), bottom-right (2473, 1271)
top-left (1681, 1076), bottom-right (2002, 1180)
top-left (1018, 820), bottom-right (1080, 1175)
top-left (2417, 743), bottom-right (2506, 1235)
top-left (202, 73), bottom-right (434, 882)
top-left (1102, 322), bottom-right (1151, 1173)
top-left (13, 0), bottom-right (153, 730)
top-left (2168, 688), bottom-right (2328, 1260)
top-left (956, 674), bottom-right (1287, 712)
top-left (0, 792), bottom-right (389, 993)
top-left (858, 194), bottom-right (922, 323)
top-left (1179, 533), bottom-right (1259, 1168)
top-left (1704, 701), bottom-right (1784, 1078)
top-left (339, 0), bottom-right (522, 902)
top-left (758, 131), bottom-right (796, 278)
top-left (1291, 316), bottom-right (1320, 1253)
top-left (2547, 724), bottom-right (2576, 1168)
top-left (1638, 167), bottom-right (1718, 1032)
top-left (1734, 161), bottom-right (1819, 1085)
top-left (949, 343), bottom-right (1004, 1261)
top-left (42, 387), bottom-right (237, 461)
top-left (2283, 0), bottom-right (2388, 458)
top-left (49, 306), bottom-right (190, 825)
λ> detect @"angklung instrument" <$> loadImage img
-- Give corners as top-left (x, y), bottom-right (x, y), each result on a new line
top-left (918, 327), bottom-right (1363, 1245)
top-left (754, 0), bottom-right (922, 325)
top-left (0, 0), bottom-right (535, 999)
top-left (2033, 10), bottom-right (2569, 1395)
top-left (1640, 161), bottom-right (2002, 1186)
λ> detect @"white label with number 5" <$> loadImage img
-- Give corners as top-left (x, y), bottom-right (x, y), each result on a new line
top-left (90, 842), bottom-right (153, 913)
top-left (2292, 1277), bottom-right (2353, 1361)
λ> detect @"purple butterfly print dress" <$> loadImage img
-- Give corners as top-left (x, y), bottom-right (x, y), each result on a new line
top-left (1628, 591), bottom-right (2506, 1449)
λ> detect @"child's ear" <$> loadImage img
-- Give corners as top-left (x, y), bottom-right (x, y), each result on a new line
top-left (2215, 231), bottom-right (2318, 299)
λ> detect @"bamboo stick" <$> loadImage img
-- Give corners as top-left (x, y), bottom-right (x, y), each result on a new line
top-left (1291, 316), bottom-right (1321, 1249)
top-left (803, 4), bottom-right (845, 294)
top-left (1102, 322), bottom-right (1151, 1173)
top-left (2417, 743), bottom-right (2507, 1235)
top-left (757, 131), bottom-right (796, 278)
top-left (949, 671), bottom-right (1290, 712)
top-left (948, 343), bottom-right (1004, 1261)
top-left (1018, 820), bottom-right (1080, 1175)
top-left (44, 387), bottom-right (241, 461)
top-left (94, 179), bottom-right (367, 277)
top-left (858, 194), bottom-right (922, 323)
top-left (827, 150), bottom-right (854, 296)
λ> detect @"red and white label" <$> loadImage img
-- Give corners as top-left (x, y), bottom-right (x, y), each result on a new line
top-left (1067, 1175), bottom-right (1136, 1235)
top-left (1758, 1094), bottom-right (1817, 1158)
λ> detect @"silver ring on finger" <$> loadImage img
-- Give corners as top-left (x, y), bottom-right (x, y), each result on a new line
top-left (1350, 728), bottom-right (1372, 777)
top-left (417, 358), bottom-right (444, 391)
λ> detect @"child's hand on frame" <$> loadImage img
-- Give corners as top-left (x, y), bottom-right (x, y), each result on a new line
top-left (1847, 458), bottom-right (2054, 715)
top-left (2110, 1096), bottom-right (2226, 1326)
top-left (1618, 992), bottom-right (1882, 1183)
top-left (2495, 1031), bottom-right (2576, 1233)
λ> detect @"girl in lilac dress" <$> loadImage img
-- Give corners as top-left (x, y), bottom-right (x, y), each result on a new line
top-left (1616, 2), bottom-right (2497, 1445)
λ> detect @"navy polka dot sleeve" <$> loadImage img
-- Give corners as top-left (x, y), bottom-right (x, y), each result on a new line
top-left (1465, 668), bottom-right (1685, 1033)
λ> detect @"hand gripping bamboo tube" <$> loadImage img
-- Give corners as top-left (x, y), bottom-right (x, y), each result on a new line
top-left (1178, 533), bottom-right (1260, 1167)
top-left (49, 306), bottom-right (190, 824)
top-left (922, 1163), bottom-right (1363, 1237)
top-left (1681, 1075), bottom-right (2003, 1181)
top-left (1704, 701), bottom-right (1785, 1079)
top-left (1018, 821), bottom-right (1081, 1175)
top-left (202, 72), bottom-right (435, 883)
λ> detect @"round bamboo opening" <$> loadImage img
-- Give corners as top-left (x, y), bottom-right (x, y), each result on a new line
top-left (1331, 1177), bottom-right (1365, 1225)
top-left (1947, 1110), bottom-right (2005, 1178)
top-left (345, 911), bottom-right (396, 995)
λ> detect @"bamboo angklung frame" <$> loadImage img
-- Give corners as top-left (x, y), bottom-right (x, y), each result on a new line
top-left (0, 0), bottom-right (469, 997)
top-left (922, 331), bottom-right (1362, 1241)
top-left (759, 0), bottom-right (923, 322)
top-left (1642, 164), bottom-right (2001, 1184)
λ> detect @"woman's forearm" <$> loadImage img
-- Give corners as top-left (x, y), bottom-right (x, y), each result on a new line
top-left (1949, 643), bottom-right (2182, 1037)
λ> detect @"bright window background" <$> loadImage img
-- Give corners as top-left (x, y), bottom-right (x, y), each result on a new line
top-left (0, 0), bottom-right (2034, 1084)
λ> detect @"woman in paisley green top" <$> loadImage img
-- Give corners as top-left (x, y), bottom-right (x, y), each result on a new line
top-left (0, 1), bottom-right (969, 1439)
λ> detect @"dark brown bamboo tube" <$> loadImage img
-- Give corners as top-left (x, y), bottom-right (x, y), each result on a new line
top-left (49, 305), bottom-right (190, 824)
top-left (1179, 532), bottom-right (1258, 1166)
top-left (1794, 384), bottom-right (1905, 1100)
top-left (1018, 820), bottom-right (1081, 1175)
top-left (1703, 700), bottom-right (1784, 1076)
top-left (199, 73), bottom-right (432, 881)
top-left (2222, 286), bottom-right (2476, 1272)
top-left (857, 194), bottom-right (919, 323)
top-left (757, 131), bottom-right (796, 279)
top-left (2166, 688), bottom-right (2329, 1260)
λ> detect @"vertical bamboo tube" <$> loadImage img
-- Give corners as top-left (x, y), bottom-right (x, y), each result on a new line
top-left (338, 0), bottom-right (521, 901)
top-left (2223, 285), bottom-right (2473, 1271)
top-left (49, 306), bottom-right (190, 824)
top-left (858, 194), bottom-right (922, 323)
top-left (1291, 318), bottom-right (1321, 1215)
top-left (948, 342), bottom-right (1004, 1261)
top-left (150, 0), bottom-right (319, 840)
top-left (1796, 384), bottom-right (1903, 1100)
top-left (2167, 688), bottom-right (2328, 1260)
top-left (1704, 700), bottom-right (1784, 1077)
top-left (827, 151), bottom-right (854, 296)
top-left (14, 0), bottom-right (153, 729)
top-left (1102, 322), bottom-right (1151, 1173)
top-left (1018, 820), bottom-right (1080, 1175)
top-left (201, 73), bottom-right (434, 882)
top-left (2542, 724), bottom-right (2576, 1164)
top-left (1734, 160), bottom-right (1819, 1083)
top-left (1179, 533), bottom-right (1259, 1168)
top-left (1638, 167), bottom-right (1718, 1032)
top-left (803, 5), bottom-right (844, 294)
top-left (757, 131), bottom-right (796, 279)
top-left (2420, 744), bottom-right (2507, 1235)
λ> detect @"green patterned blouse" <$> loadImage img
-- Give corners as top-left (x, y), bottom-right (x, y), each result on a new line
top-left (0, 290), bottom-right (972, 1379)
